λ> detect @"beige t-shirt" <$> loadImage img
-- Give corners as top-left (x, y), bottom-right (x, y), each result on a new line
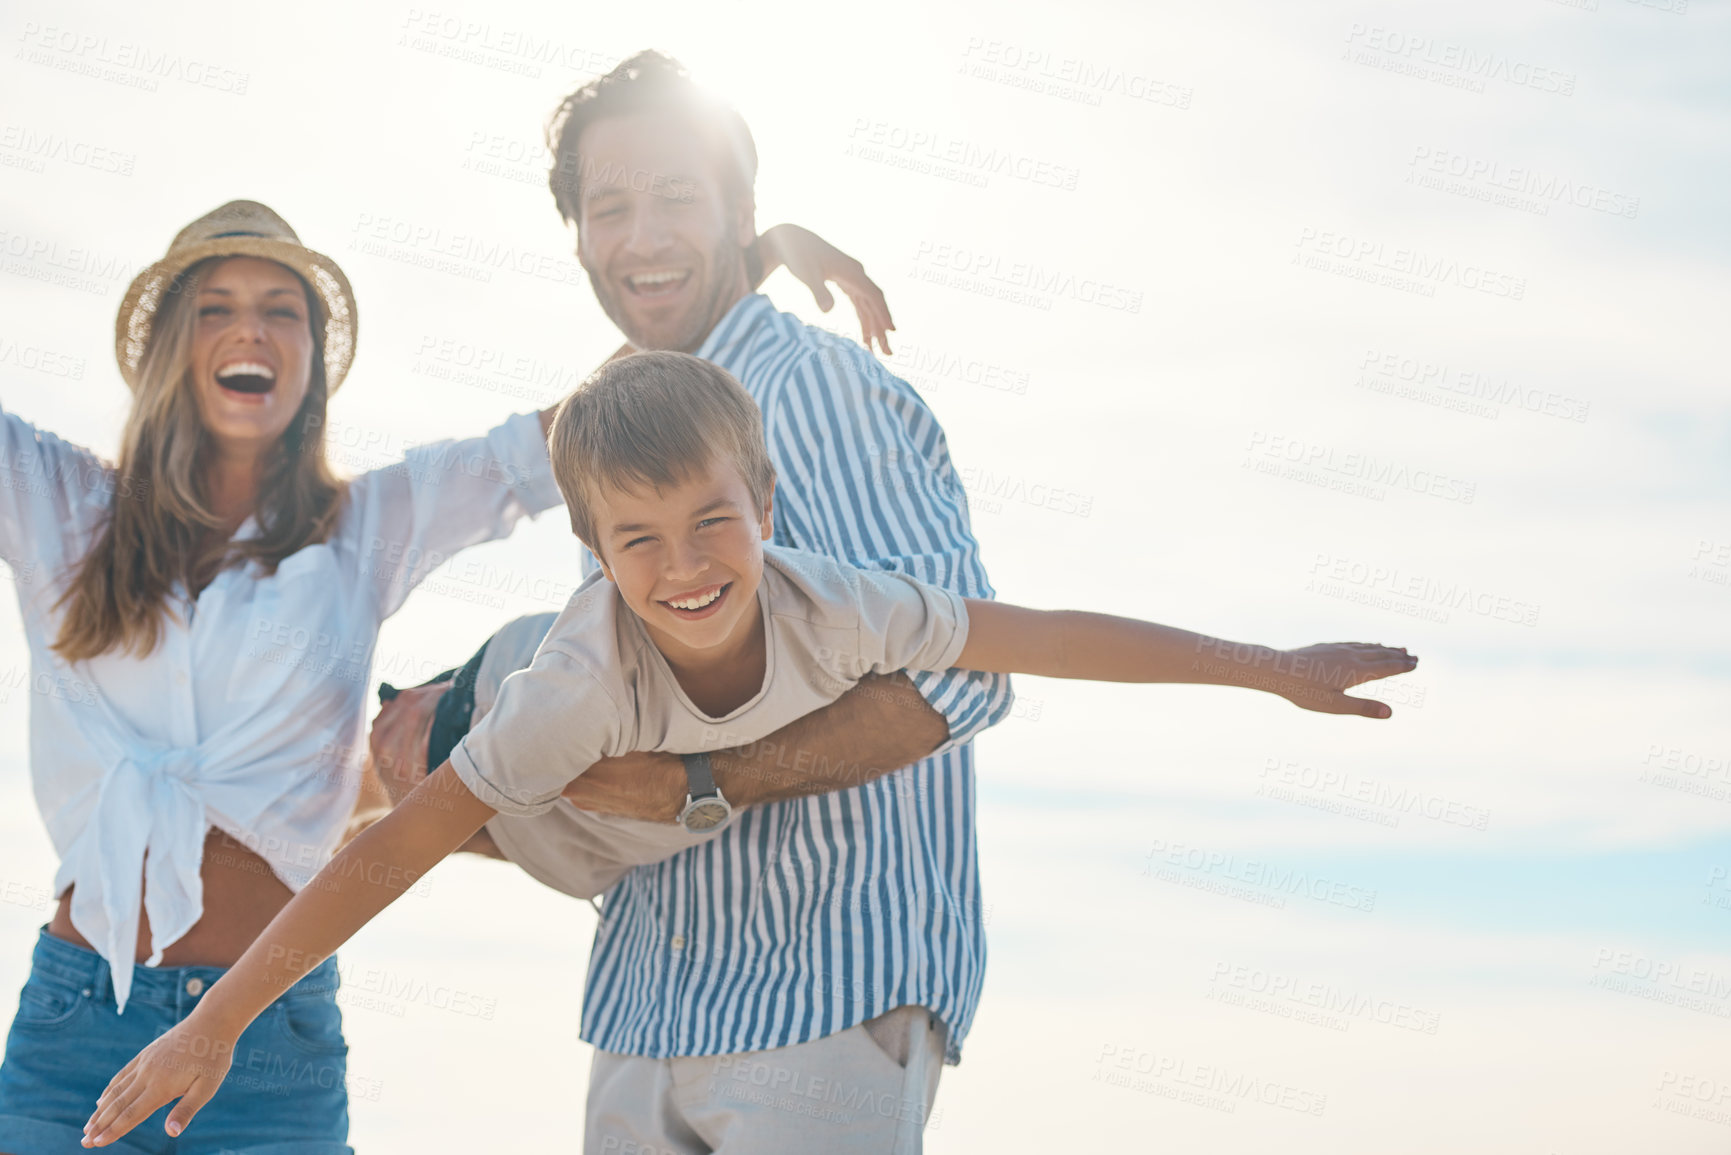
top-left (471, 614), bottom-right (703, 902)
top-left (452, 544), bottom-right (969, 827)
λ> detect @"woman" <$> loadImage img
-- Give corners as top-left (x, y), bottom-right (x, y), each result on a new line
top-left (0, 200), bottom-right (889, 1154)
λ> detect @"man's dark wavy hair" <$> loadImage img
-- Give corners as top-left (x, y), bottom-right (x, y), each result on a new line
top-left (546, 50), bottom-right (759, 230)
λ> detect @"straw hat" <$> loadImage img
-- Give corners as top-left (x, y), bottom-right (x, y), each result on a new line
top-left (114, 200), bottom-right (357, 392)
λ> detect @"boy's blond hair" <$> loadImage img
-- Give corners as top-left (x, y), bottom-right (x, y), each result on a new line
top-left (549, 350), bottom-right (777, 553)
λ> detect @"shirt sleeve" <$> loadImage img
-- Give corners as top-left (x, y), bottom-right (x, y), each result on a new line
top-left (762, 345), bottom-right (1012, 752)
top-left (452, 646), bottom-right (623, 817)
top-left (0, 402), bottom-right (117, 581)
top-left (346, 411), bottom-right (564, 618)
top-left (848, 567), bottom-right (970, 677)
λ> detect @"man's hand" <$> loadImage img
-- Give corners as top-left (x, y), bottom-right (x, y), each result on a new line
top-left (561, 674), bottom-right (949, 820)
top-left (367, 683), bottom-right (505, 858)
top-left (369, 682), bottom-right (449, 806)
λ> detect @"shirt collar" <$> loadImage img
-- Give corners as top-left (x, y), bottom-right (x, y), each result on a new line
top-left (694, 293), bottom-right (773, 367)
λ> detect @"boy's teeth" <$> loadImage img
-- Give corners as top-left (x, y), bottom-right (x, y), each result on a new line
top-left (668, 586), bottom-right (723, 610)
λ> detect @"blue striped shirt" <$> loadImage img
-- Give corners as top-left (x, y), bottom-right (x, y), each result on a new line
top-left (578, 294), bottom-right (1013, 1065)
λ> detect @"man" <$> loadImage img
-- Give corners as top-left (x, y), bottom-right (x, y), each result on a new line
top-left (372, 51), bottom-right (1011, 1152)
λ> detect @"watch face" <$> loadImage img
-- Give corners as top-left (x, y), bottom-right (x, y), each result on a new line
top-left (682, 799), bottom-right (731, 832)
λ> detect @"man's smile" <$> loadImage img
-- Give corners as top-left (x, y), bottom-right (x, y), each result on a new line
top-left (624, 269), bottom-right (692, 299)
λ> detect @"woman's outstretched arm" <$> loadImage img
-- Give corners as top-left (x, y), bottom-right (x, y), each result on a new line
top-left (956, 600), bottom-right (1419, 719)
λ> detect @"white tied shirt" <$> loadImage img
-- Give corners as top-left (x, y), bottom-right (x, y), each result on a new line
top-left (0, 402), bottom-right (561, 1010)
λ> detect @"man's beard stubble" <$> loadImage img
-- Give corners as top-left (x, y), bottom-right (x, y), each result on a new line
top-left (587, 237), bottom-right (749, 354)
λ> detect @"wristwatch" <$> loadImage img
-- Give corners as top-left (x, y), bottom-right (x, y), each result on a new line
top-left (677, 751), bottom-right (733, 833)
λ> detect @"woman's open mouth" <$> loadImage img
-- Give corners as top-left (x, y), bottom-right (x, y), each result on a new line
top-left (215, 361), bottom-right (277, 395)
top-left (659, 582), bottom-right (730, 621)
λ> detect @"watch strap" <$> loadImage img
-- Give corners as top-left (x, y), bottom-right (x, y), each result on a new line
top-left (682, 750), bottom-right (719, 800)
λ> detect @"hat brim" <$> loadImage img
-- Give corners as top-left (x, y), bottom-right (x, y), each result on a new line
top-left (114, 237), bottom-right (357, 393)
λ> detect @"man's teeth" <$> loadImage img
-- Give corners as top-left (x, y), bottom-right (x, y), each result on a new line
top-left (629, 271), bottom-right (685, 290)
top-left (216, 362), bottom-right (276, 381)
top-left (667, 586), bottom-right (723, 610)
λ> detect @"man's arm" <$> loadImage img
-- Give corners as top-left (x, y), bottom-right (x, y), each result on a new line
top-left (771, 344), bottom-right (1015, 753)
top-left (561, 673), bottom-right (947, 821)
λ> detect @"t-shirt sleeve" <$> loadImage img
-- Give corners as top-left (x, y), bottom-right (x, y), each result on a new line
top-left (849, 566), bottom-right (971, 678)
top-left (450, 647), bottom-right (622, 817)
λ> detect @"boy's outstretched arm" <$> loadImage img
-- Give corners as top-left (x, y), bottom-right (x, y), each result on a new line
top-left (957, 601), bottom-right (1418, 719)
top-left (82, 764), bottom-right (496, 1147)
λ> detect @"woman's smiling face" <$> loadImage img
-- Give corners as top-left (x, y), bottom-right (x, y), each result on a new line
top-left (187, 257), bottom-right (315, 454)
top-left (593, 455), bottom-right (773, 664)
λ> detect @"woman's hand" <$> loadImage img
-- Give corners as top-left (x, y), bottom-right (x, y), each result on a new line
top-left (757, 224), bottom-right (896, 355)
top-left (1270, 643), bottom-right (1418, 718)
top-left (82, 1014), bottom-right (237, 1146)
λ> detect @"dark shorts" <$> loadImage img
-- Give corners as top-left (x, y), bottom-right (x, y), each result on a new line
top-left (0, 928), bottom-right (352, 1155)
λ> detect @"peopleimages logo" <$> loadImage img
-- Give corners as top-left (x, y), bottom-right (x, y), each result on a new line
top-left (1207, 961), bottom-right (1442, 1034)
top-left (1306, 553), bottom-right (1541, 628)
top-left (1243, 431), bottom-right (1478, 505)
top-left (1294, 228), bottom-right (1526, 300)
top-left (1142, 839), bottom-right (1377, 913)
top-left (1342, 24), bottom-right (1576, 97)
top-left (15, 21), bottom-right (251, 94)
top-left (1258, 758), bottom-right (1491, 831)
top-left (911, 241), bottom-right (1143, 314)
top-left (1406, 146), bottom-right (1639, 219)
top-left (846, 118), bottom-right (1082, 191)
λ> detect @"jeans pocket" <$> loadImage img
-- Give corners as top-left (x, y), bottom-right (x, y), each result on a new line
top-left (272, 994), bottom-right (349, 1057)
top-left (11, 978), bottom-right (87, 1031)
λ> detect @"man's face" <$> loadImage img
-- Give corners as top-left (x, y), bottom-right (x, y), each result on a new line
top-left (574, 110), bottom-right (754, 353)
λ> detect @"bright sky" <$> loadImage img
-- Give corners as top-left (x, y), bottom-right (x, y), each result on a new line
top-left (1, 0), bottom-right (1728, 1151)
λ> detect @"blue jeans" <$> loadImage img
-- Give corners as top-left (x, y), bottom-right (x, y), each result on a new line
top-left (0, 929), bottom-right (352, 1155)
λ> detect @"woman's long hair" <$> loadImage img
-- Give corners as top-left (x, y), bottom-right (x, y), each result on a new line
top-left (53, 257), bottom-right (347, 662)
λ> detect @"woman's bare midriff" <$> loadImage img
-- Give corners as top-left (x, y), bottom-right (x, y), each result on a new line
top-left (47, 828), bottom-right (293, 967)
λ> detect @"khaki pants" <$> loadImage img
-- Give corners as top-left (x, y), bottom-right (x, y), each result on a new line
top-left (585, 1006), bottom-right (946, 1155)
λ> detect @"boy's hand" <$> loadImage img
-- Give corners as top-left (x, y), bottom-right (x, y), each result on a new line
top-left (83, 1015), bottom-right (235, 1146)
top-left (1273, 643), bottom-right (1418, 718)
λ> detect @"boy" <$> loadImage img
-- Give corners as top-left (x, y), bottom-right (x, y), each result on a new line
top-left (84, 352), bottom-right (1417, 1144)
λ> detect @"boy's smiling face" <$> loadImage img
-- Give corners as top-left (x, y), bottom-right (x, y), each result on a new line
top-left (593, 456), bottom-right (773, 667)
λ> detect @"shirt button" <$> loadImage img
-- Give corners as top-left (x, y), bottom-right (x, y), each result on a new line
top-left (185, 977), bottom-right (204, 997)
top-left (175, 671), bottom-right (189, 686)
top-left (670, 934), bottom-right (686, 951)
